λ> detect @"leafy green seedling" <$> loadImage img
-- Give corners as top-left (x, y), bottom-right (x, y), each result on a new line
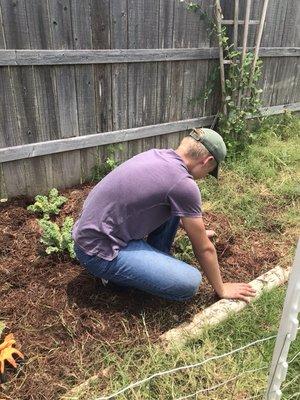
top-left (38, 216), bottom-right (75, 259)
top-left (173, 233), bottom-right (195, 264)
top-left (91, 144), bottom-right (123, 181)
top-left (27, 188), bottom-right (67, 219)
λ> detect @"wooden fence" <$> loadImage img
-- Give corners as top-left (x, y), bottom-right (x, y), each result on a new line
top-left (0, 0), bottom-right (299, 198)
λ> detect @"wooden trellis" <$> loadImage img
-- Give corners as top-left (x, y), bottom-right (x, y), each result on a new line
top-left (215, 0), bottom-right (270, 113)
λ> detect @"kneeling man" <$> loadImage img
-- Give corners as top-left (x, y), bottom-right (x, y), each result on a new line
top-left (72, 128), bottom-right (255, 302)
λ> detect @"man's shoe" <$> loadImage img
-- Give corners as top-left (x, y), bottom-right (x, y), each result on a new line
top-left (100, 278), bottom-right (127, 293)
top-left (101, 278), bottom-right (109, 286)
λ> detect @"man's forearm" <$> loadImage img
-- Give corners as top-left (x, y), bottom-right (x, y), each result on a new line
top-left (193, 245), bottom-right (224, 296)
top-left (182, 217), bottom-right (256, 301)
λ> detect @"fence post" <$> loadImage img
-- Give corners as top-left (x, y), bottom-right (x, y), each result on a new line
top-left (265, 239), bottom-right (300, 399)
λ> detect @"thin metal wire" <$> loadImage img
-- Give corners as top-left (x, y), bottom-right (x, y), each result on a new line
top-left (173, 366), bottom-right (267, 400)
top-left (243, 394), bottom-right (265, 400)
top-left (94, 328), bottom-right (300, 400)
top-left (289, 349), bottom-right (300, 364)
top-left (281, 374), bottom-right (300, 392)
top-left (286, 392), bottom-right (300, 400)
top-left (177, 353), bottom-right (300, 400)
top-left (234, 354), bottom-right (300, 400)
top-left (94, 334), bottom-right (277, 400)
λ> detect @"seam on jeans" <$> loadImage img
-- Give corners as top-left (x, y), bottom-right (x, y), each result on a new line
top-left (84, 256), bottom-right (111, 275)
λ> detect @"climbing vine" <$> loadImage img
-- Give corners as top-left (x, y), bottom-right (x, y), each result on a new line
top-left (218, 30), bottom-right (263, 155)
top-left (183, 1), bottom-right (264, 155)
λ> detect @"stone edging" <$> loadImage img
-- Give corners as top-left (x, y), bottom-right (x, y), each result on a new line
top-left (160, 265), bottom-right (291, 345)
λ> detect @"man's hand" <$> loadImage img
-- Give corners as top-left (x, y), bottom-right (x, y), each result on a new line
top-left (218, 282), bottom-right (256, 302)
top-left (181, 217), bottom-right (256, 303)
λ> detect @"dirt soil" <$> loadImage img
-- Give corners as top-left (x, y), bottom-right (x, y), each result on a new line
top-left (0, 184), bottom-right (290, 399)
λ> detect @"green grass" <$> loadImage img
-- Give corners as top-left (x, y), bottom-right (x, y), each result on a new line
top-left (0, 321), bottom-right (5, 336)
top-left (200, 113), bottom-right (300, 232)
top-left (64, 286), bottom-right (299, 400)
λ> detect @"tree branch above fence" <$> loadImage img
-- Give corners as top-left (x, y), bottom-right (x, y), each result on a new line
top-left (0, 47), bottom-right (299, 66)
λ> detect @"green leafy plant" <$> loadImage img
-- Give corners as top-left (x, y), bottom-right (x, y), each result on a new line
top-left (185, 3), bottom-right (264, 157)
top-left (185, 1), bottom-right (200, 12)
top-left (173, 233), bottom-right (195, 264)
top-left (38, 216), bottom-right (75, 259)
top-left (182, 0), bottom-right (214, 27)
top-left (188, 64), bottom-right (220, 106)
top-left (218, 49), bottom-right (263, 155)
top-left (91, 144), bottom-right (123, 181)
top-left (27, 188), bottom-right (67, 219)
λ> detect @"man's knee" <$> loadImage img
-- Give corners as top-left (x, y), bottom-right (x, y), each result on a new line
top-left (173, 267), bottom-right (202, 301)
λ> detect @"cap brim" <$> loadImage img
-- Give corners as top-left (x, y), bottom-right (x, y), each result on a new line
top-left (209, 164), bottom-right (219, 179)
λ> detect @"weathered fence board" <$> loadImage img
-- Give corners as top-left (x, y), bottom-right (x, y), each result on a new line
top-left (155, 0), bottom-right (175, 150)
top-left (127, 0), bottom-right (149, 156)
top-left (91, 0), bottom-right (113, 174)
top-left (47, 0), bottom-right (82, 190)
top-left (24, 0), bottom-right (55, 193)
top-left (169, 1), bottom-right (187, 129)
top-left (109, 0), bottom-right (129, 164)
top-left (0, 0), bottom-right (53, 196)
top-left (0, 0), bottom-right (298, 198)
top-left (139, 0), bottom-right (159, 152)
top-left (291, 60), bottom-right (300, 104)
top-left (72, 0), bottom-right (97, 182)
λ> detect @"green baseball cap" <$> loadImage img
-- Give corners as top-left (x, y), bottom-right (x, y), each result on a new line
top-left (189, 127), bottom-right (227, 178)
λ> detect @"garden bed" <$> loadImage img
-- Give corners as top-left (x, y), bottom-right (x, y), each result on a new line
top-left (0, 183), bottom-right (290, 400)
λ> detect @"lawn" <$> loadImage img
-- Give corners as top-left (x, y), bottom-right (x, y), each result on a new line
top-left (63, 287), bottom-right (300, 400)
top-left (0, 114), bottom-right (299, 399)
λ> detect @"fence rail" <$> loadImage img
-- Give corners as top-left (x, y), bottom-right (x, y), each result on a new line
top-left (0, 47), bottom-right (299, 66)
top-left (1, 102), bottom-right (300, 164)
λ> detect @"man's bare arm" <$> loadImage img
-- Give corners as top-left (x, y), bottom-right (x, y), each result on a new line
top-left (181, 216), bottom-right (256, 302)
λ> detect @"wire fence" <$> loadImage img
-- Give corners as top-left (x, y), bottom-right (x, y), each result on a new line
top-left (91, 241), bottom-right (300, 400)
top-left (93, 328), bottom-right (299, 400)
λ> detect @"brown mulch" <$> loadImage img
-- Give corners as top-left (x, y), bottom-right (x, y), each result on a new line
top-left (0, 184), bottom-right (289, 399)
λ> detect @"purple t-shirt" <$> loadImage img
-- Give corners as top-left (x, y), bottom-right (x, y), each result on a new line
top-left (72, 149), bottom-right (202, 260)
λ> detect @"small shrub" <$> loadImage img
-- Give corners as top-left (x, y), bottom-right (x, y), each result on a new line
top-left (218, 51), bottom-right (263, 157)
top-left (27, 188), bottom-right (67, 219)
top-left (91, 144), bottom-right (123, 181)
top-left (185, 2), bottom-right (266, 156)
top-left (38, 216), bottom-right (75, 259)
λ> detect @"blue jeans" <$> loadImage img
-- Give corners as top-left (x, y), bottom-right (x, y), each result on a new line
top-left (74, 216), bottom-right (202, 301)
